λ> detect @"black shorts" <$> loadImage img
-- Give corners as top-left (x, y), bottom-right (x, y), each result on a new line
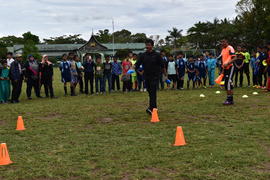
top-left (224, 66), bottom-right (235, 91)
top-left (168, 74), bottom-right (177, 83)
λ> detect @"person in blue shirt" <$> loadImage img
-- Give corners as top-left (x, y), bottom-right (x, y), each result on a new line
top-left (176, 52), bottom-right (185, 90)
top-left (111, 56), bottom-right (122, 91)
top-left (136, 63), bottom-right (146, 92)
top-left (250, 52), bottom-right (258, 87)
top-left (256, 46), bottom-right (268, 88)
top-left (59, 54), bottom-right (71, 96)
top-left (198, 55), bottom-right (208, 88)
top-left (207, 53), bottom-right (217, 87)
top-left (186, 55), bottom-right (196, 89)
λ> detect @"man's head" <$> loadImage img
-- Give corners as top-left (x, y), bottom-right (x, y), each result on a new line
top-left (168, 54), bottom-right (174, 61)
top-left (7, 52), bottom-right (13, 59)
top-left (133, 54), bottom-right (137, 60)
top-left (43, 55), bottom-right (48, 62)
top-left (177, 52), bottom-right (183, 59)
top-left (145, 39), bottom-right (154, 52)
top-left (128, 52), bottom-right (133, 58)
top-left (28, 55), bottom-right (34, 61)
top-left (68, 52), bottom-right (75, 60)
top-left (188, 55), bottom-right (194, 62)
top-left (15, 54), bottom-right (22, 61)
top-left (96, 57), bottom-right (101, 63)
top-left (105, 56), bottom-right (110, 62)
top-left (74, 55), bottom-right (80, 62)
top-left (113, 56), bottom-right (118, 62)
top-left (62, 54), bottom-right (68, 61)
top-left (1, 60), bottom-right (7, 68)
top-left (221, 39), bottom-right (229, 48)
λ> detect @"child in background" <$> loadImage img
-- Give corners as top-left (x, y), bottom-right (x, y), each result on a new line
top-left (75, 55), bottom-right (84, 93)
top-left (176, 52), bottom-right (185, 90)
top-left (70, 55), bottom-right (79, 96)
top-left (250, 52), bottom-right (258, 87)
top-left (207, 53), bottom-right (217, 88)
top-left (166, 54), bottom-right (177, 89)
top-left (111, 56), bottom-right (122, 91)
top-left (131, 54), bottom-right (138, 91)
top-left (136, 63), bottom-right (146, 92)
top-left (0, 60), bottom-right (10, 103)
top-left (59, 54), bottom-right (71, 96)
top-left (198, 55), bottom-right (208, 88)
top-left (122, 57), bottom-right (132, 92)
top-left (95, 57), bottom-right (105, 94)
top-left (186, 56), bottom-right (196, 89)
top-left (103, 56), bottom-right (112, 93)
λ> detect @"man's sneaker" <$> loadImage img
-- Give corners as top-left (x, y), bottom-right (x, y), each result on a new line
top-left (28, 97), bottom-right (32, 100)
top-left (146, 108), bottom-right (152, 115)
top-left (223, 100), bottom-right (234, 105)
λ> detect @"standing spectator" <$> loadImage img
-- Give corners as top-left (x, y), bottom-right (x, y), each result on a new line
top-left (83, 55), bottom-right (95, 95)
top-left (131, 54), bottom-right (138, 91)
top-left (135, 39), bottom-right (165, 115)
top-left (166, 54), bottom-right (177, 89)
top-left (24, 55), bottom-right (42, 99)
top-left (136, 62), bottom-right (146, 92)
top-left (207, 53), bottom-right (217, 88)
top-left (250, 52), bottom-right (258, 87)
top-left (59, 54), bottom-right (71, 96)
top-left (257, 47), bottom-right (268, 88)
top-left (111, 56), bottom-right (122, 91)
top-left (159, 50), bottom-right (167, 90)
top-left (176, 52), bottom-right (186, 90)
top-left (198, 55), bottom-right (208, 88)
top-left (0, 60), bottom-right (10, 103)
top-left (122, 57), bottom-right (132, 92)
top-left (70, 55), bottom-right (79, 96)
top-left (75, 55), bottom-right (84, 93)
top-left (186, 56), bottom-right (196, 89)
top-left (10, 54), bottom-right (24, 103)
top-left (242, 47), bottom-right (251, 87)
top-left (95, 57), bottom-right (105, 94)
top-left (6, 52), bottom-right (14, 68)
top-left (40, 55), bottom-right (56, 98)
top-left (234, 46), bottom-right (245, 87)
top-left (103, 56), bottom-right (112, 93)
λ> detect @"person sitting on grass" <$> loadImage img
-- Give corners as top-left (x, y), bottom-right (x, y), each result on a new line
top-left (59, 54), bottom-right (71, 96)
top-left (0, 60), bottom-right (10, 104)
top-left (95, 57), bottom-right (105, 95)
top-left (186, 56), bottom-right (196, 89)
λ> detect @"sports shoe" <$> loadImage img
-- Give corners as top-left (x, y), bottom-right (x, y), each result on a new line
top-left (223, 100), bottom-right (234, 105)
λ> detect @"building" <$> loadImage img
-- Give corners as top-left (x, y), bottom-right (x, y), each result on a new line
top-left (8, 35), bottom-right (146, 61)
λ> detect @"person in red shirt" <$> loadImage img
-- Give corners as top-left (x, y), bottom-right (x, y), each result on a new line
top-left (221, 39), bottom-right (237, 105)
top-left (122, 57), bottom-right (132, 92)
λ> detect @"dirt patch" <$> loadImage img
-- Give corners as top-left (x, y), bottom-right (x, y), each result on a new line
top-left (254, 162), bottom-right (270, 173)
top-left (0, 120), bottom-right (6, 126)
top-left (38, 113), bottom-right (63, 120)
top-left (97, 117), bottom-right (113, 123)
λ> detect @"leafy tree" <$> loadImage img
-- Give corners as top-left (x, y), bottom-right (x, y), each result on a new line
top-left (22, 40), bottom-right (41, 60)
top-left (0, 43), bottom-right (7, 59)
top-left (115, 49), bottom-right (131, 60)
top-left (166, 27), bottom-right (183, 49)
top-left (131, 33), bottom-right (147, 43)
top-left (22, 32), bottom-right (40, 44)
top-left (95, 29), bottom-right (112, 43)
top-left (0, 36), bottom-right (24, 47)
top-left (43, 34), bottom-right (87, 44)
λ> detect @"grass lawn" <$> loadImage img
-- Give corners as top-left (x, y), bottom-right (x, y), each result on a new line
top-left (0, 69), bottom-right (270, 180)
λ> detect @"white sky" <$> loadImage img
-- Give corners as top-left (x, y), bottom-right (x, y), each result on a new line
top-left (0, 0), bottom-right (238, 41)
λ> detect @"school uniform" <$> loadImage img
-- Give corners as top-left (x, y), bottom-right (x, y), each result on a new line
top-left (83, 60), bottom-right (95, 94)
top-left (176, 58), bottom-right (186, 89)
top-left (166, 60), bottom-right (177, 83)
top-left (234, 52), bottom-right (245, 87)
top-left (59, 61), bottom-right (71, 83)
top-left (256, 52), bottom-right (268, 87)
top-left (10, 60), bottom-right (24, 103)
top-left (40, 62), bottom-right (55, 98)
top-left (250, 57), bottom-right (258, 86)
top-left (24, 60), bottom-right (41, 98)
top-left (136, 64), bottom-right (146, 90)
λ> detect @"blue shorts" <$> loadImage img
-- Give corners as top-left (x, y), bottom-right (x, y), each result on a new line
top-left (188, 73), bottom-right (196, 81)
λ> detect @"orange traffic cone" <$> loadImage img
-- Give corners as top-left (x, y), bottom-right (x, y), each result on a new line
top-left (151, 108), bottom-right (160, 123)
top-left (0, 143), bottom-right (13, 166)
top-left (215, 74), bottom-right (224, 85)
top-left (16, 116), bottom-right (26, 131)
top-left (173, 126), bottom-right (186, 146)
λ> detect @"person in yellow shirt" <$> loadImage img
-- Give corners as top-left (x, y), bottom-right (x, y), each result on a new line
top-left (242, 46), bottom-right (251, 87)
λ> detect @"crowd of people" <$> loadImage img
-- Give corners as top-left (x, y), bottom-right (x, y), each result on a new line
top-left (0, 41), bottom-right (270, 105)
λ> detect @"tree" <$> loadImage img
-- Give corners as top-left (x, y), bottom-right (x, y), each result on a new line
top-left (22, 32), bottom-right (40, 44)
top-left (43, 34), bottom-right (87, 44)
top-left (95, 29), bottom-right (112, 43)
top-left (0, 36), bottom-right (24, 47)
top-left (113, 29), bottom-right (132, 43)
top-left (166, 27), bottom-right (183, 49)
top-left (131, 33), bottom-right (147, 43)
top-left (22, 40), bottom-right (41, 60)
top-left (0, 43), bottom-right (7, 59)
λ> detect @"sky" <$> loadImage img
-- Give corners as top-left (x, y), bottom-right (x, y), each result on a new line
top-left (0, 0), bottom-right (238, 41)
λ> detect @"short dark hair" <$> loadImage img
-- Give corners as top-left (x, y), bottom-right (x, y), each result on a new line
top-left (209, 53), bottom-right (214, 56)
top-left (145, 39), bottom-right (154, 46)
top-left (7, 52), bottom-right (13, 56)
top-left (177, 51), bottom-right (184, 56)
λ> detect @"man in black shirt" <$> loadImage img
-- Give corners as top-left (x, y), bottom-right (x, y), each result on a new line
top-left (135, 39), bottom-right (165, 115)
top-left (83, 55), bottom-right (96, 94)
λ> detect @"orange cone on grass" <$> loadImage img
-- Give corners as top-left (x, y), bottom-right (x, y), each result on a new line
top-left (151, 108), bottom-right (160, 123)
top-left (215, 74), bottom-right (224, 85)
top-left (16, 116), bottom-right (25, 131)
top-left (173, 126), bottom-right (186, 146)
top-left (0, 143), bottom-right (13, 166)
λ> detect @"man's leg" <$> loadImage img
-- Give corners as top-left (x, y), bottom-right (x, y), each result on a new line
top-left (26, 79), bottom-right (32, 98)
top-left (84, 75), bottom-right (89, 94)
top-left (234, 68), bottom-right (239, 87)
top-left (111, 74), bottom-right (115, 91)
top-left (224, 66), bottom-right (235, 105)
top-left (239, 67), bottom-right (244, 87)
top-left (90, 74), bottom-right (94, 94)
top-left (34, 79), bottom-right (41, 97)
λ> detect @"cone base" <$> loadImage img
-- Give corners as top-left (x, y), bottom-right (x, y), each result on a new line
top-left (151, 120), bottom-right (160, 123)
top-left (173, 143), bottom-right (187, 146)
top-left (0, 160), bottom-right (13, 166)
top-left (16, 128), bottom-right (26, 131)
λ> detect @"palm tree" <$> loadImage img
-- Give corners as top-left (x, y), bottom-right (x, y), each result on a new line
top-left (167, 27), bottom-right (183, 49)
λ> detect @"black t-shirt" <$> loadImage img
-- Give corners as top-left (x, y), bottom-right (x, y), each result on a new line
top-left (103, 62), bottom-right (112, 74)
top-left (135, 51), bottom-right (164, 80)
top-left (235, 52), bottom-right (245, 66)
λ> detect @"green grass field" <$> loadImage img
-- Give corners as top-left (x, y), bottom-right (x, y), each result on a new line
top-left (0, 69), bottom-right (270, 180)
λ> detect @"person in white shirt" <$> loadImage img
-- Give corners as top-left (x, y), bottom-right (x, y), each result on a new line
top-left (166, 54), bottom-right (178, 89)
top-left (6, 52), bottom-right (15, 68)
